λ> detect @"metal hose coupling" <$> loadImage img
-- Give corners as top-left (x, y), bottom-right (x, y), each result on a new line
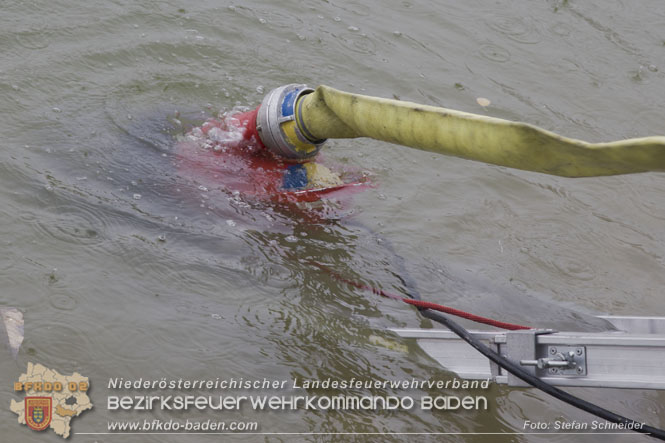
top-left (256, 84), bottom-right (327, 160)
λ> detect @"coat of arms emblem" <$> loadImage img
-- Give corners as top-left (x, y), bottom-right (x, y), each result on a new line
top-left (25, 397), bottom-right (52, 431)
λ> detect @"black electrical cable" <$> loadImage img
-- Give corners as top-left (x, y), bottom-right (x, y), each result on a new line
top-left (415, 306), bottom-right (665, 440)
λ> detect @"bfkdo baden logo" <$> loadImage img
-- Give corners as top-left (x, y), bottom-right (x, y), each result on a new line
top-left (11, 362), bottom-right (93, 438)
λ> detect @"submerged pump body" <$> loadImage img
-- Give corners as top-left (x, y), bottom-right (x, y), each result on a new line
top-left (195, 84), bottom-right (365, 199)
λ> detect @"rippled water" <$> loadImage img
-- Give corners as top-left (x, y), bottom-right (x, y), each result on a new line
top-left (1, 0), bottom-right (664, 441)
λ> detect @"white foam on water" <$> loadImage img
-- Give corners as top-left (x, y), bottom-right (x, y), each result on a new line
top-left (184, 107), bottom-right (257, 153)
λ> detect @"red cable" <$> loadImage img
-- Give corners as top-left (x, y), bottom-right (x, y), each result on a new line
top-left (311, 262), bottom-right (531, 331)
top-left (399, 298), bottom-right (531, 330)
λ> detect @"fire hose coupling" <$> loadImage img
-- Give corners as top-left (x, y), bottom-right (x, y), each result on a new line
top-left (256, 84), bottom-right (327, 160)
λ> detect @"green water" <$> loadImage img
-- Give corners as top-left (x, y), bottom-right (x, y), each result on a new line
top-left (1, 0), bottom-right (664, 441)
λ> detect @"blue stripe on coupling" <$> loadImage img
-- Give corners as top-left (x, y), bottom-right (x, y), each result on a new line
top-left (282, 164), bottom-right (308, 190)
top-left (281, 89), bottom-right (299, 117)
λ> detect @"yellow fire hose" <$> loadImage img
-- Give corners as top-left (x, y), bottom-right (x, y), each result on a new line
top-left (254, 84), bottom-right (665, 177)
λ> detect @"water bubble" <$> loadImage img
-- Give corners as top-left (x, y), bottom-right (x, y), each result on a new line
top-left (208, 125), bottom-right (244, 145)
top-left (334, 16), bottom-right (341, 22)
top-left (133, 193), bottom-right (142, 200)
top-left (285, 235), bottom-right (298, 243)
top-left (157, 234), bottom-right (166, 242)
top-left (258, 18), bottom-right (266, 24)
top-left (52, 107), bottom-right (61, 113)
top-left (211, 313), bottom-right (222, 319)
top-left (476, 97), bottom-right (491, 107)
top-left (479, 44), bottom-right (511, 63)
top-left (198, 185), bottom-right (208, 192)
top-left (256, 85), bottom-right (264, 94)
top-left (393, 31), bottom-right (402, 37)
top-left (226, 219), bottom-right (236, 227)
top-left (348, 26), bottom-right (359, 32)
top-left (648, 64), bottom-right (658, 72)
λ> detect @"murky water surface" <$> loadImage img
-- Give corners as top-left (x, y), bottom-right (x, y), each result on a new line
top-left (1, 0), bottom-right (664, 441)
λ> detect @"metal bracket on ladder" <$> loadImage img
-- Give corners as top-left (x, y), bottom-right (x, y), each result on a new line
top-left (390, 316), bottom-right (665, 390)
